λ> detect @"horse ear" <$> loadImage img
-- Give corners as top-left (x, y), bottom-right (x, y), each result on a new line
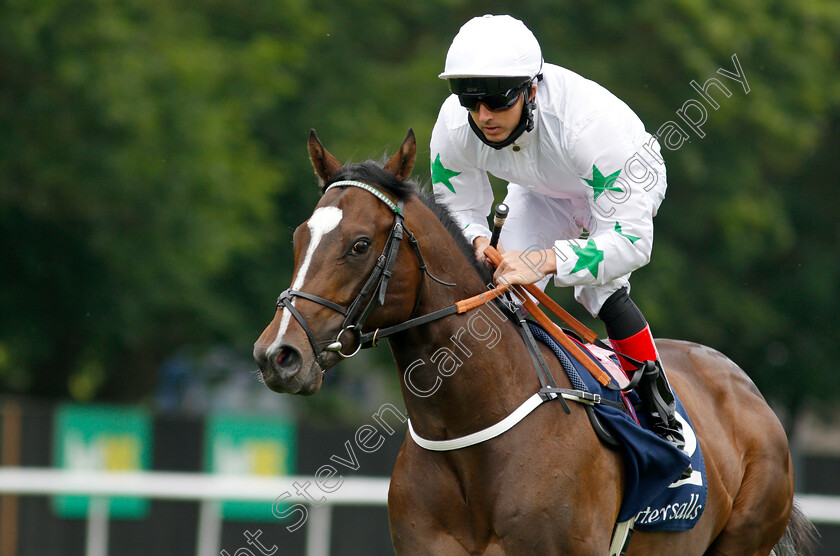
top-left (383, 129), bottom-right (416, 181)
top-left (308, 129), bottom-right (343, 185)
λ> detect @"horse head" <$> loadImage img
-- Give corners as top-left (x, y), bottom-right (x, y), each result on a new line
top-left (254, 129), bottom-right (427, 394)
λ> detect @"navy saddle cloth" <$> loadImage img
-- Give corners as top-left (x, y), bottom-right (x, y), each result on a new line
top-left (527, 321), bottom-right (707, 531)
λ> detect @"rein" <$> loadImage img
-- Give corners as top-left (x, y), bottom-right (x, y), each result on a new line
top-left (278, 179), bottom-right (640, 377)
top-left (277, 179), bottom-right (644, 452)
top-left (277, 180), bottom-right (592, 360)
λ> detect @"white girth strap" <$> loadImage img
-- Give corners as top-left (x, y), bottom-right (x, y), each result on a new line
top-left (407, 392), bottom-right (548, 451)
top-left (407, 389), bottom-right (608, 451)
top-left (609, 519), bottom-right (636, 555)
top-left (408, 390), bottom-right (636, 553)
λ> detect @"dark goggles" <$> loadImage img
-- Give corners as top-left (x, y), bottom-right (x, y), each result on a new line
top-left (448, 77), bottom-right (531, 112)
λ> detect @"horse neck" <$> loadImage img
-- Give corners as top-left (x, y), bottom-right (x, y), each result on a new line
top-left (387, 200), bottom-right (546, 440)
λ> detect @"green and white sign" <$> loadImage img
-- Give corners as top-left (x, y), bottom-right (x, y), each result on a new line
top-left (204, 413), bottom-right (296, 521)
top-left (52, 404), bottom-right (151, 518)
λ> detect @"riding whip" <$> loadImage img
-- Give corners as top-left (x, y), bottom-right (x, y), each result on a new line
top-left (489, 203), bottom-right (508, 249)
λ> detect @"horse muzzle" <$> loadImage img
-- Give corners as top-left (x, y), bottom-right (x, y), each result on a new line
top-left (254, 342), bottom-right (324, 395)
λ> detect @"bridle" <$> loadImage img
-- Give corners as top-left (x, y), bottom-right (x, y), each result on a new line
top-left (276, 179), bottom-right (455, 360)
top-left (275, 180), bottom-right (642, 455)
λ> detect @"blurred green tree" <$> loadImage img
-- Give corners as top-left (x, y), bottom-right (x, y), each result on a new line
top-left (0, 0), bottom-right (322, 399)
top-left (0, 0), bottom-right (838, 418)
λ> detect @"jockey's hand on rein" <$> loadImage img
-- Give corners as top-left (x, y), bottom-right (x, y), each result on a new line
top-left (493, 248), bottom-right (557, 286)
top-left (472, 236), bottom-right (499, 268)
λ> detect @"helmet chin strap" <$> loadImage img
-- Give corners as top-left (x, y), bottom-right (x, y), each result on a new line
top-left (467, 82), bottom-right (539, 150)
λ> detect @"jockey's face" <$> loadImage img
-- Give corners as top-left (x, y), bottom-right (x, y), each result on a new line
top-left (468, 84), bottom-right (536, 143)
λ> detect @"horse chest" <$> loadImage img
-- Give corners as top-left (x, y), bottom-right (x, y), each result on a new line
top-left (390, 439), bottom-right (619, 555)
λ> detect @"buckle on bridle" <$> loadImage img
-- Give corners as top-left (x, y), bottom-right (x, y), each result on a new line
top-left (324, 325), bottom-right (363, 359)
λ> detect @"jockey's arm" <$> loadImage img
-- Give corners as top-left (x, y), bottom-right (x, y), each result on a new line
top-left (551, 118), bottom-right (662, 288)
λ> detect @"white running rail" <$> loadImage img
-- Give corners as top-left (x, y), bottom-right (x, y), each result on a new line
top-left (0, 467), bottom-right (837, 555)
top-left (0, 467), bottom-right (390, 556)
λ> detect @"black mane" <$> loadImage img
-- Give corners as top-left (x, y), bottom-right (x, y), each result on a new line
top-left (324, 161), bottom-right (495, 285)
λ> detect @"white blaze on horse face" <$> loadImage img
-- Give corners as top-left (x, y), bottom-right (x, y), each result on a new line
top-left (270, 206), bottom-right (343, 351)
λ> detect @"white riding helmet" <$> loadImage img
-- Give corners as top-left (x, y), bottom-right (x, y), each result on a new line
top-left (439, 14), bottom-right (543, 79)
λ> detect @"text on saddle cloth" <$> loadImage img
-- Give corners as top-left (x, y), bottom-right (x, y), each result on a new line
top-left (526, 321), bottom-right (707, 532)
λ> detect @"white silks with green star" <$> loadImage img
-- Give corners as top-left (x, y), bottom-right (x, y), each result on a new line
top-left (428, 62), bottom-right (666, 314)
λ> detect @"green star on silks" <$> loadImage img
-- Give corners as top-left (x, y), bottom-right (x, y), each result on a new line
top-left (584, 164), bottom-right (622, 200)
top-left (614, 222), bottom-right (640, 243)
top-left (431, 154), bottom-right (461, 193)
top-left (569, 238), bottom-right (604, 278)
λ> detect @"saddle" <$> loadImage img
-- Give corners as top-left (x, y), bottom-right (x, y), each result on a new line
top-left (477, 247), bottom-right (707, 538)
top-left (407, 245), bottom-right (707, 539)
top-left (525, 319), bottom-right (705, 520)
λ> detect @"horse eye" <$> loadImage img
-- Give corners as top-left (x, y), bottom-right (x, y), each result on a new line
top-left (351, 239), bottom-right (370, 255)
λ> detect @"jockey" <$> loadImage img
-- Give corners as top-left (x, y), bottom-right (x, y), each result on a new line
top-left (431, 14), bottom-right (688, 457)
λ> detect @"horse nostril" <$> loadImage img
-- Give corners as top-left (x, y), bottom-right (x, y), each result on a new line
top-left (275, 345), bottom-right (303, 375)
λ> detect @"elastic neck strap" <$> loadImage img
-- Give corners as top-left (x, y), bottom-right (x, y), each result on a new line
top-left (468, 108), bottom-right (531, 150)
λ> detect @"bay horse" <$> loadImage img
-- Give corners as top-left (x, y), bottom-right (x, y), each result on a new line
top-left (254, 130), bottom-right (815, 555)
